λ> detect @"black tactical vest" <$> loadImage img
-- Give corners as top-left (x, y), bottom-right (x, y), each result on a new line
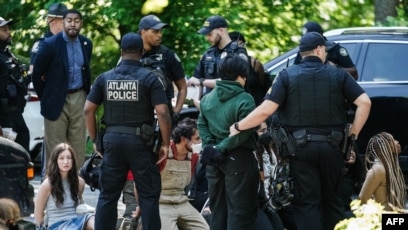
top-left (141, 45), bottom-right (172, 98)
top-left (102, 69), bottom-right (155, 126)
top-left (279, 65), bottom-right (346, 127)
top-left (201, 42), bottom-right (247, 94)
top-left (0, 50), bottom-right (28, 113)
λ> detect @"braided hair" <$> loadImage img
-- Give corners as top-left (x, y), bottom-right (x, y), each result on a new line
top-left (365, 132), bottom-right (406, 209)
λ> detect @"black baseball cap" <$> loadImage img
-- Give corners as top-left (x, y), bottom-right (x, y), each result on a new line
top-left (198, 15), bottom-right (228, 35)
top-left (139, 15), bottom-right (168, 30)
top-left (299, 32), bottom-right (331, 52)
top-left (47, 3), bottom-right (67, 18)
top-left (302, 21), bottom-right (324, 35)
top-left (121, 32), bottom-right (143, 51)
top-left (0, 17), bottom-right (13, 27)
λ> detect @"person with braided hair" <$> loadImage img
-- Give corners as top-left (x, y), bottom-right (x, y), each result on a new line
top-left (359, 132), bottom-right (406, 211)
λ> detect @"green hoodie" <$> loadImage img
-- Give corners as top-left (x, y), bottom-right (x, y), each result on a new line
top-left (198, 80), bottom-right (257, 153)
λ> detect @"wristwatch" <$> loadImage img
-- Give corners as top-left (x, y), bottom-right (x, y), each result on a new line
top-left (234, 122), bottom-right (242, 132)
top-left (199, 78), bottom-right (205, 87)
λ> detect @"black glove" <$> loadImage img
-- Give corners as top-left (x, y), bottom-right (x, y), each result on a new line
top-left (200, 145), bottom-right (227, 165)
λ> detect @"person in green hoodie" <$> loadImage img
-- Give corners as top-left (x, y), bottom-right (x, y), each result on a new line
top-left (197, 53), bottom-right (259, 230)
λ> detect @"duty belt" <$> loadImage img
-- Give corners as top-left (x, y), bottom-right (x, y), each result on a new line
top-left (306, 134), bottom-right (331, 142)
top-left (105, 126), bottom-right (141, 136)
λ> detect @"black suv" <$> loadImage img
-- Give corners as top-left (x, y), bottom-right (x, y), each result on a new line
top-left (264, 27), bottom-right (408, 181)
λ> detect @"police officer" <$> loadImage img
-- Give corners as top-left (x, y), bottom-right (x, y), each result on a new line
top-left (84, 32), bottom-right (171, 230)
top-left (138, 14), bottom-right (187, 124)
top-left (29, 3), bottom-right (67, 73)
top-left (294, 21), bottom-right (358, 80)
top-left (187, 15), bottom-right (248, 95)
top-left (0, 17), bottom-right (29, 151)
top-left (230, 32), bottom-right (371, 230)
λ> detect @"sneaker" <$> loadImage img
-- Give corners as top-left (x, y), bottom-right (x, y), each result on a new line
top-left (77, 202), bottom-right (95, 214)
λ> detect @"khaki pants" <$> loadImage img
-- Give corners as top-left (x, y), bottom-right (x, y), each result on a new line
top-left (160, 201), bottom-right (209, 230)
top-left (43, 90), bottom-right (87, 172)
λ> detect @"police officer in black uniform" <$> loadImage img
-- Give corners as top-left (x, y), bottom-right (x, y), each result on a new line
top-left (84, 32), bottom-right (171, 230)
top-left (0, 17), bottom-right (29, 151)
top-left (138, 14), bottom-right (187, 124)
top-left (230, 32), bottom-right (371, 230)
top-left (29, 3), bottom-right (67, 74)
top-left (187, 15), bottom-right (248, 95)
top-left (294, 21), bottom-right (358, 80)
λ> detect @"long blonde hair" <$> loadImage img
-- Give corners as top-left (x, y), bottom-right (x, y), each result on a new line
top-left (365, 132), bottom-right (406, 209)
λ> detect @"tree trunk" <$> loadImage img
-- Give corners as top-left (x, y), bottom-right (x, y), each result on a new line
top-left (375, 0), bottom-right (398, 23)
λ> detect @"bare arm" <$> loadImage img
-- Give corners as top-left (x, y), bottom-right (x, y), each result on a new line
top-left (187, 76), bottom-right (218, 89)
top-left (359, 165), bottom-right (384, 204)
top-left (34, 179), bottom-right (51, 227)
top-left (78, 177), bottom-right (86, 203)
top-left (350, 93), bottom-right (371, 139)
top-left (155, 103), bottom-right (171, 164)
top-left (230, 100), bottom-right (279, 136)
top-left (173, 78), bottom-right (187, 113)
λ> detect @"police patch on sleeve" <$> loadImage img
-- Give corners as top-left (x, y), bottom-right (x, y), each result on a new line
top-left (238, 53), bottom-right (248, 61)
top-left (339, 47), bottom-right (348, 56)
top-left (31, 41), bottom-right (40, 54)
top-left (107, 80), bottom-right (139, 101)
top-left (174, 53), bottom-right (181, 62)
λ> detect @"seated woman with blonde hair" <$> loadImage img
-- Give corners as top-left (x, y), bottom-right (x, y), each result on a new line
top-left (34, 143), bottom-right (95, 230)
top-left (359, 132), bottom-right (406, 211)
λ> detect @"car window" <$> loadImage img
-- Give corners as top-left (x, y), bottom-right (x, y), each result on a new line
top-left (360, 43), bottom-right (408, 82)
top-left (267, 53), bottom-right (297, 80)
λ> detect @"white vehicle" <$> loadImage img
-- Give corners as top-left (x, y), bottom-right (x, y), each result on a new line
top-left (22, 83), bottom-right (43, 163)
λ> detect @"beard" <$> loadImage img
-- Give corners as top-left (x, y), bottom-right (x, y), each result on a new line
top-left (65, 28), bottom-right (80, 39)
top-left (212, 33), bottom-right (222, 47)
top-left (0, 37), bottom-right (11, 49)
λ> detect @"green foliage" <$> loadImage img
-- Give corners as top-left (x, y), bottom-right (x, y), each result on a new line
top-left (0, 0), bottom-right (404, 81)
top-left (380, 7), bottom-right (408, 26)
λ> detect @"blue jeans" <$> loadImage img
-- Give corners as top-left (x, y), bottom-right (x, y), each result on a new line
top-left (94, 132), bottom-right (162, 230)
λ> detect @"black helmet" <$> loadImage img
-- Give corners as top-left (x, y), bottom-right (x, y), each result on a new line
top-left (47, 3), bottom-right (67, 18)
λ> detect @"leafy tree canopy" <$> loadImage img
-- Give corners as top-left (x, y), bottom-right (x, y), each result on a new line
top-left (0, 0), bottom-right (406, 79)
